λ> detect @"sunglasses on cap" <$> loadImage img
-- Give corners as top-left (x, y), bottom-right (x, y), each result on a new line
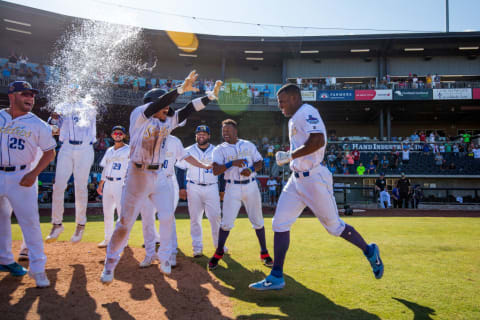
top-left (113, 132), bottom-right (124, 136)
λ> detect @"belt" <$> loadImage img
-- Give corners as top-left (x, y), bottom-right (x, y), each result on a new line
top-left (0, 165), bottom-right (26, 172)
top-left (294, 171), bottom-right (310, 178)
top-left (188, 180), bottom-right (217, 186)
top-left (69, 140), bottom-right (93, 145)
top-left (226, 178), bottom-right (255, 184)
top-left (134, 163), bottom-right (160, 170)
top-left (106, 177), bottom-right (122, 181)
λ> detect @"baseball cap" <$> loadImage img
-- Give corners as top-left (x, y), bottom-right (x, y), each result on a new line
top-left (8, 81), bottom-right (39, 94)
top-left (196, 125), bottom-right (210, 135)
top-left (112, 125), bottom-right (126, 134)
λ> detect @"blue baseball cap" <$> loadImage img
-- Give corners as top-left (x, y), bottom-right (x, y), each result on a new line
top-left (195, 125), bottom-right (210, 135)
top-left (112, 125), bottom-right (126, 134)
top-left (8, 81), bottom-right (39, 94)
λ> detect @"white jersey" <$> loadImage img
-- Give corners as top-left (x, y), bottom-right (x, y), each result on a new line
top-left (0, 110), bottom-right (56, 166)
top-left (129, 103), bottom-right (179, 165)
top-left (178, 143), bottom-right (217, 184)
top-left (100, 144), bottom-right (130, 180)
top-left (162, 135), bottom-right (188, 177)
top-left (289, 103), bottom-right (326, 172)
top-left (58, 103), bottom-right (97, 144)
top-left (212, 139), bottom-right (262, 181)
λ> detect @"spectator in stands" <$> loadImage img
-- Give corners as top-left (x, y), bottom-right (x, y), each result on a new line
top-left (266, 176), bottom-right (277, 206)
top-left (367, 161), bottom-right (376, 174)
top-left (267, 144), bottom-right (274, 158)
top-left (263, 156), bottom-right (271, 175)
top-left (381, 155), bottom-right (389, 170)
top-left (1, 64), bottom-right (11, 80)
top-left (473, 145), bottom-right (480, 159)
top-left (356, 162), bottom-right (365, 176)
top-left (345, 151), bottom-right (354, 166)
top-left (448, 161), bottom-right (456, 170)
top-left (341, 163), bottom-right (350, 175)
top-left (390, 147), bottom-right (399, 169)
top-left (452, 143), bottom-right (459, 157)
top-left (410, 131), bottom-right (419, 142)
top-left (401, 144), bottom-right (410, 164)
top-left (8, 51), bottom-right (18, 68)
top-left (459, 143), bottom-right (466, 157)
top-left (462, 132), bottom-right (471, 144)
top-left (422, 143), bottom-right (430, 155)
top-left (327, 151), bottom-right (336, 166)
top-left (434, 152), bottom-right (443, 166)
top-left (296, 76), bottom-right (302, 88)
top-left (440, 159), bottom-right (448, 171)
top-left (445, 141), bottom-right (452, 154)
top-left (411, 185), bottom-right (423, 209)
top-left (396, 173), bottom-right (411, 208)
top-left (328, 162), bottom-right (336, 174)
top-left (391, 186), bottom-right (400, 208)
top-left (419, 131), bottom-right (426, 142)
top-left (379, 187), bottom-right (391, 209)
top-left (434, 74), bottom-right (440, 88)
top-left (372, 153), bottom-right (379, 168)
top-left (263, 85), bottom-right (270, 104)
top-left (426, 74), bottom-right (433, 88)
top-left (351, 148), bottom-right (360, 164)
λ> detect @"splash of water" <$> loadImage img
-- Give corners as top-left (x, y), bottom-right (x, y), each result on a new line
top-left (46, 19), bottom-right (149, 126)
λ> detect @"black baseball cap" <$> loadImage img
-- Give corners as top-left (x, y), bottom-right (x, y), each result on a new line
top-left (8, 81), bottom-right (39, 94)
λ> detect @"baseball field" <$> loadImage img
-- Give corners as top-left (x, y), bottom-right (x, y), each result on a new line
top-left (2, 212), bottom-right (479, 320)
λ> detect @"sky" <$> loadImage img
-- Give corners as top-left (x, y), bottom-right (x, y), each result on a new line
top-left (6, 0), bottom-right (480, 37)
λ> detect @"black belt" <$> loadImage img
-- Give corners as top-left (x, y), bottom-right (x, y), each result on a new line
top-left (294, 171), bottom-right (310, 178)
top-left (134, 163), bottom-right (160, 170)
top-left (188, 180), bottom-right (217, 186)
top-left (226, 178), bottom-right (255, 184)
top-left (106, 177), bottom-right (122, 181)
top-left (69, 140), bottom-right (93, 145)
top-left (0, 165), bottom-right (26, 172)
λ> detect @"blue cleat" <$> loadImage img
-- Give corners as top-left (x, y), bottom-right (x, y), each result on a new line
top-left (365, 243), bottom-right (384, 279)
top-left (249, 274), bottom-right (285, 291)
top-left (0, 262), bottom-right (27, 276)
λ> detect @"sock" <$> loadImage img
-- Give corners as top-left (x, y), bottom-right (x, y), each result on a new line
top-left (340, 224), bottom-right (368, 254)
top-left (255, 227), bottom-right (268, 253)
top-left (215, 229), bottom-right (230, 255)
top-left (271, 231), bottom-right (290, 278)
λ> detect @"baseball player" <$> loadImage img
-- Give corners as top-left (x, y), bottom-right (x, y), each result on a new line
top-left (96, 125), bottom-right (130, 248)
top-left (207, 119), bottom-right (273, 271)
top-left (139, 134), bottom-right (212, 268)
top-left (101, 71), bottom-right (222, 284)
top-left (249, 84), bottom-right (383, 291)
top-left (0, 81), bottom-right (56, 288)
top-left (46, 97), bottom-right (97, 243)
top-left (176, 125), bottom-right (224, 258)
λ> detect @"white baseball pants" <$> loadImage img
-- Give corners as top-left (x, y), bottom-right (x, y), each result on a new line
top-left (101, 179), bottom-right (124, 242)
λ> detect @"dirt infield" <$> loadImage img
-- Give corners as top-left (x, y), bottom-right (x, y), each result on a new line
top-left (1, 242), bottom-right (232, 320)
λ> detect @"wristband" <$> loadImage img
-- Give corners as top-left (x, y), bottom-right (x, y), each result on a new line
top-left (248, 166), bottom-right (255, 172)
top-left (225, 161), bottom-right (233, 169)
top-left (192, 97), bottom-right (206, 111)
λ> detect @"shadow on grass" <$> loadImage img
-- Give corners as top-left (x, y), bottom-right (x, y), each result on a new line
top-left (393, 297), bottom-right (436, 320)
top-left (208, 254), bottom-right (381, 320)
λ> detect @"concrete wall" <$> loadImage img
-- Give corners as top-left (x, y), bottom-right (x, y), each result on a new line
top-left (285, 57), bottom-right (378, 78)
top-left (388, 56), bottom-right (480, 76)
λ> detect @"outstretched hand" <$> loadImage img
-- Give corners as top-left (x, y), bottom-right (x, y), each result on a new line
top-left (180, 70), bottom-right (200, 93)
top-left (207, 80), bottom-right (223, 100)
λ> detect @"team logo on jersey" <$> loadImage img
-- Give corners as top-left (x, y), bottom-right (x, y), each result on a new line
top-left (0, 125), bottom-right (32, 137)
top-left (143, 125), bottom-right (169, 139)
top-left (306, 115), bottom-right (319, 124)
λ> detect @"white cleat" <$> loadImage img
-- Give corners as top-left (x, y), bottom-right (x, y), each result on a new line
top-left (193, 249), bottom-right (203, 258)
top-left (18, 248), bottom-right (29, 261)
top-left (97, 240), bottom-right (109, 248)
top-left (28, 271), bottom-right (50, 288)
top-left (160, 260), bottom-right (171, 275)
top-left (45, 224), bottom-right (64, 243)
top-left (70, 224), bottom-right (85, 243)
top-left (169, 254), bottom-right (177, 268)
top-left (101, 268), bottom-right (114, 284)
top-left (139, 255), bottom-right (157, 268)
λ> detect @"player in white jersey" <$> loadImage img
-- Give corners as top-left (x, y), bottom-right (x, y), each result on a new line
top-left (0, 81), bottom-right (56, 288)
top-left (139, 134), bottom-right (211, 268)
top-left (207, 119), bottom-right (273, 271)
top-left (101, 71), bottom-right (223, 284)
top-left (46, 99), bottom-right (97, 243)
top-left (250, 84), bottom-right (384, 291)
top-left (96, 126), bottom-right (130, 248)
top-left (176, 125), bottom-right (224, 258)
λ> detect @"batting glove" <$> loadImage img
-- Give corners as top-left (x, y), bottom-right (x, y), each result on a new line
top-left (276, 151), bottom-right (292, 166)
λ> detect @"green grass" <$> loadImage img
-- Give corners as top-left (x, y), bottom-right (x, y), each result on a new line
top-left (11, 216), bottom-right (480, 319)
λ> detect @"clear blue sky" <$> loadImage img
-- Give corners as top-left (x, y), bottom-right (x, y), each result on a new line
top-left (7, 0), bottom-right (480, 36)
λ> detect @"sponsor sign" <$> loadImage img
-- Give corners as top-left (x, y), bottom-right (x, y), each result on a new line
top-left (301, 90), bottom-right (316, 101)
top-left (433, 88), bottom-right (472, 100)
top-left (317, 90), bottom-right (354, 101)
top-left (355, 89), bottom-right (393, 101)
top-left (473, 88), bottom-right (480, 100)
top-left (340, 142), bottom-right (424, 152)
top-left (393, 89), bottom-right (432, 100)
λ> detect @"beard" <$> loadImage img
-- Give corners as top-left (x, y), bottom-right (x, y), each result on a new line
top-left (197, 138), bottom-right (210, 146)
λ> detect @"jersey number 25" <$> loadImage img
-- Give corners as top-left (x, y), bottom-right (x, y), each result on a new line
top-left (9, 137), bottom-right (25, 150)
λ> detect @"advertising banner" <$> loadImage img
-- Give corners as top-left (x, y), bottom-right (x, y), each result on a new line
top-left (317, 90), bottom-right (354, 101)
top-left (355, 89), bottom-right (393, 101)
top-left (393, 89), bottom-right (432, 100)
top-left (340, 142), bottom-right (424, 152)
top-left (433, 88), bottom-right (472, 100)
top-left (301, 90), bottom-right (316, 101)
top-left (473, 88), bottom-right (480, 100)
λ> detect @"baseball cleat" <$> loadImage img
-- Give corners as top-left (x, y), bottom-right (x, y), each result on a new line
top-left (139, 255), bottom-right (157, 268)
top-left (70, 224), bottom-right (85, 243)
top-left (365, 243), bottom-right (384, 279)
top-left (18, 248), bottom-right (29, 261)
top-left (0, 262), bottom-right (27, 276)
top-left (249, 274), bottom-right (285, 291)
top-left (97, 240), bottom-right (109, 248)
top-left (28, 271), bottom-right (50, 288)
top-left (169, 254), bottom-right (177, 268)
top-left (261, 252), bottom-right (274, 267)
top-left (193, 250), bottom-right (203, 258)
top-left (208, 252), bottom-right (224, 271)
top-left (160, 260), bottom-right (171, 275)
top-left (45, 224), bottom-right (64, 243)
top-left (100, 268), bottom-right (114, 284)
